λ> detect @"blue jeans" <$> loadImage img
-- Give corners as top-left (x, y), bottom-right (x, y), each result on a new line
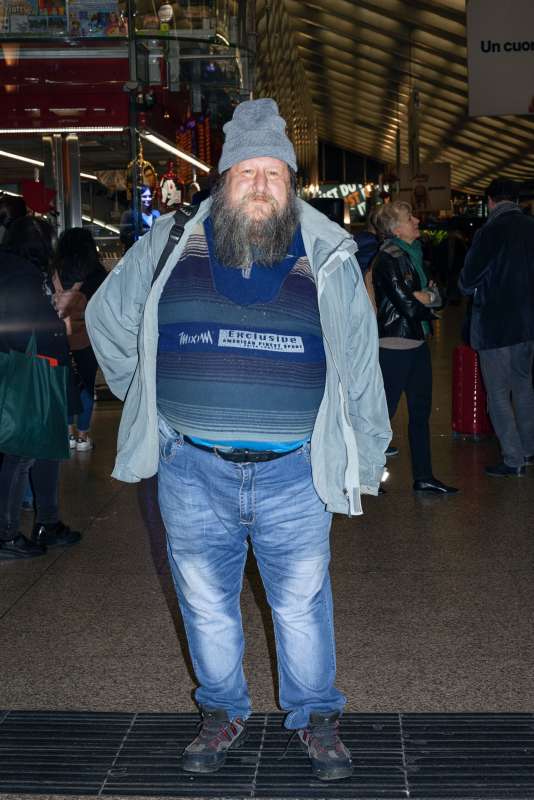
top-left (157, 417), bottom-right (346, 729)
top-left (68, 347), bottom-right (98, 433)
top-left (69, 386), bottom-right (94, 433)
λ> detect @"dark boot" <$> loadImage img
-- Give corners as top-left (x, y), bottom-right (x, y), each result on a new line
top-left (0, 533), bottom-right (46, 560)
top-left (32, 521), bottom-right (81, 548)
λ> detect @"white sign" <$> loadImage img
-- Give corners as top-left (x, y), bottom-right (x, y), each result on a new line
top-left (395, 163), bottom-right (451, 215)
top-left (218, 329), bottom-right (304, 353)
top-left (467, 0), bottom-right (534, 116)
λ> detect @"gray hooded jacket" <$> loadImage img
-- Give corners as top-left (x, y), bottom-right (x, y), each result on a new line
top-left (86, 198), bottom-right (391, 516)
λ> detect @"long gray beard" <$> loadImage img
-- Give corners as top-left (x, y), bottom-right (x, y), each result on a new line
top-left (210, 181), bottom-right (300, 268)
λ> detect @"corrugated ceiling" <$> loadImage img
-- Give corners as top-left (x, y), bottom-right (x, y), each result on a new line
top-left (255, 0), bottom-right (534, 193)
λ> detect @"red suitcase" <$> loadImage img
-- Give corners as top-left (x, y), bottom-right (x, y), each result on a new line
top-left (451, 343), bottom-right (493, 438)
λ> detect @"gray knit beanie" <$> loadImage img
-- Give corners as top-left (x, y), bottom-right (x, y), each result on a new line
top-left (218, 98), bottom-right (298, 174)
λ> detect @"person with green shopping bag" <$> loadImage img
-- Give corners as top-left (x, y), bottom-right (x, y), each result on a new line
top-left (0, 216), bottom-right (81, 560)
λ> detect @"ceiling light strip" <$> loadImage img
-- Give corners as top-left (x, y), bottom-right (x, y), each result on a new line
top-left (0, 149), bottom-right (98, 181)
top-left (0, 127), bottom-right (125, 134)
top-left (82, 215), bottom-right (120, 234)
top-left (139, 131), bottom-right (211, 173)
top-left (0, 148), bottom-right (43, 167)
top-left (0, 188), bottom-right (23, 197)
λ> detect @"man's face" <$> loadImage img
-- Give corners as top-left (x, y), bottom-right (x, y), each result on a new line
top-left (225, 157), bottom-right (290, 220)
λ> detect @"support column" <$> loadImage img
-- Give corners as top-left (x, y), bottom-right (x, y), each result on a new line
top-left (42, 134), bottom-right (81, 233)
top-left (63, 134), bottom-right (82, 229)
top-left (127, 0), bottom-right (140, 242)
top-left (408, 88), bottom-right (420, 174)
top-left (42, 134), bottom-right (65, 234)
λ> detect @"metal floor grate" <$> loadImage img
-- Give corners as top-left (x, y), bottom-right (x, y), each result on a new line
top-left (1, 711), bottom-right (534, 799)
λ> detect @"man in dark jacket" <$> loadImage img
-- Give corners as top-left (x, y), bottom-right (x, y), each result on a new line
top-left (0, 194), bottom-right (27, 244)
top-left (459, 179), bottom-right (534, 477)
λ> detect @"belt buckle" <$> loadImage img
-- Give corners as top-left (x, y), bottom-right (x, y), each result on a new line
top-left (215, 448), bottom-right (272, 463)
top-left (214, 447), bottom-right (248, 463)
top-left (232, 448), bottom-right (257, 463)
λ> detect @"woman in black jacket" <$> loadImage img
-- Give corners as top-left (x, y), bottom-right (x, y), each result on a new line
top-left (372, 201), bottom-right (458, 494)
top-left (0, 217), bottom-right (81, 560)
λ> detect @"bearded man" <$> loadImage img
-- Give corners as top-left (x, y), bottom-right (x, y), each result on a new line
top-left (86, 99), bottom-right (390, 782)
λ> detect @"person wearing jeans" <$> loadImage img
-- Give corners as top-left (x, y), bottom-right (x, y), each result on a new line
top-left (87, 99), bottom-right (391, 781)
top-left (460, 178), bottom-right (534, 477)
top-left (478, 343), bottom-right (534, 472)
top-left (52, 227), bottom-right (107, 453)
top-left (158, 420), bottom-right (342, 728)
top-left (68, 346), bottom-right (100, 452)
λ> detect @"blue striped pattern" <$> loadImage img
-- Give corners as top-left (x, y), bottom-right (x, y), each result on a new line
top-left (156, 224), bottom-right (326, 442)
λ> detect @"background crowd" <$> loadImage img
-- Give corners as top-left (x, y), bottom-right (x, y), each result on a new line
top-left (2, 175), bottom-right (533, 562)
top-left (0, 195), bottom-right (106, 560)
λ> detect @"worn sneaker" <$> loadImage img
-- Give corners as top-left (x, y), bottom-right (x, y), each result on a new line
top-left (297, 711), bottom-right (353, 781)
top-left (32, 521), bottom-right (82, 548)
top-left (76, 436), bottom-right (93, 452)
top-left (69, 434), bottom-right (77, 449)
top-left (182, 708), bottom-right (247, 774)
top-left (485, 462), bottom-right (525, 477)
top-left (0, 534), bottom-right (46, 560)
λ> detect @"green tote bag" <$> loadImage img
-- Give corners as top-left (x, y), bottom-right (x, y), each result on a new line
top-left (0, 334), bottom-right (70, 460)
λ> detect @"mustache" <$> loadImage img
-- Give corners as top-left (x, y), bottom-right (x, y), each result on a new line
top-left (239, 191), bottom-right (278, 210)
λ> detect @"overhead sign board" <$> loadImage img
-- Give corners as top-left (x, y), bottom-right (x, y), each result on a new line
top-left (395, 164), bottom-right (451, 216)
top-left (316, 182), bottom-right (366, 221)
top-left (467, 0), bottom-right (534, 116)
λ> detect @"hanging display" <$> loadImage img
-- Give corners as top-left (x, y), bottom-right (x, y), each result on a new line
top-left (176, 122), bottom-right (194, 186)
top-left (159, 160), bottom-right (184, 210)
top-left (125, 141), bottom-right (158, 201)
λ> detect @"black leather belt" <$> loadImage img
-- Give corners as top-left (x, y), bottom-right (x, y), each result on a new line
top-left (182, 435), bottom-right (300, 463)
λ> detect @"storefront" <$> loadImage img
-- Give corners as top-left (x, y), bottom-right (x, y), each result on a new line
top-left (0, 0), bottom-right (253, 252)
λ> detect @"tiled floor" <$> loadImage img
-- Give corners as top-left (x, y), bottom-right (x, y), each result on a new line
top-left (1, 303), bottom-right (534, 798)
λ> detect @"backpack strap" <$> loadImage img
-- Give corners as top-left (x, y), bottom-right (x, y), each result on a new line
top-left (151, 205), bottom-right (199, 288)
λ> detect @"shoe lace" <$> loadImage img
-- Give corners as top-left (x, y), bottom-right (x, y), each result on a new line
top-left (310, 720), bottom-right (339, 749)
top-left (278, 730), bottom-right (299, 761)
top-left (196, 713), bottom-right (234, 747)
top-left (278, 720), bottom-right (339, 761)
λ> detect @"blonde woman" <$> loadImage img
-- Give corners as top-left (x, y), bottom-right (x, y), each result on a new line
top-left (372, 201), bottom-right (458, 494)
